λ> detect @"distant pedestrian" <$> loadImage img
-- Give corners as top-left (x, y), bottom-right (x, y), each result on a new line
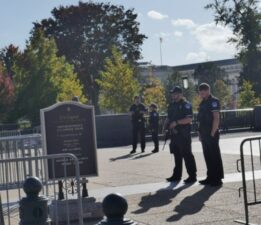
top-left (149, 103), bottom-right (159, 153)
top-left (129, 96), bottom-right (147, 154)
top-left (163, 86), bottom-right (197, 183)
top-left (197, 83), bottom-right (224, 186)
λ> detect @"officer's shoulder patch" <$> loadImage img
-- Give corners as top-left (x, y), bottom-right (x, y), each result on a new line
top-left (212, 101), bottom-right (218, 108)
top-left (185, 103), bottom-right (191, 109)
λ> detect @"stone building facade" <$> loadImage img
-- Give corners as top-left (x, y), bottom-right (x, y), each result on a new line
top-left (138, 58), bottom-right (242, 108)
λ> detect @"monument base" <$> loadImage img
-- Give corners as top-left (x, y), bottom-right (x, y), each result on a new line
top-left (49, 197), bottom-right (103, 224)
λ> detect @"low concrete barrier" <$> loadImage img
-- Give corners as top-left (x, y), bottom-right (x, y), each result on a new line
top-left (96, 114), bottom-right (132, 148)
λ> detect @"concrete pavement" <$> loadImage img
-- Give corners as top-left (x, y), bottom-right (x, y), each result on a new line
top-left (86, 131), bottom-right (261, 225)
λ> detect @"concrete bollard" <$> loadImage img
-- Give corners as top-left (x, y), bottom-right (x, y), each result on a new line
top-left (97, 193), bottom-right (138, 225)
top-left (19, 177), bottom-right (50, 225)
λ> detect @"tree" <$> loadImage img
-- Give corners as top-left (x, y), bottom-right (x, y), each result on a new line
top-left (0, 44), bottom-right (21, 78)
top-left (11, 30), bottom-right (86, 123)
top-left (0, 72), bottom-right (15, 122)
top-left (206, 0), bottom-right (261, 96)
top-left (193, 62), bottom-right (228, 90)
top-left (239, 80), bottom-right (259, 108)
top-left (143, 75), bottom-right (167, 113)
top-left (96, 46), bottom-right (140, 113)
top-left (164, 71), bottom-right (196, 103)
top-left (33, 2), bottom-right (147, 113)
top-left (192, 95), bottom-right (202, 112)
top-left (213, 80), bottom-right (232, 109)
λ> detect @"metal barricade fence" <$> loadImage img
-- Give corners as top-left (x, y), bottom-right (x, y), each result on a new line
top-left (235, 137), bottom-right (261, 225)
top-left (0, 154), bottom-right (84, 225)
top-left (0, 134), bottom-right (42, 188)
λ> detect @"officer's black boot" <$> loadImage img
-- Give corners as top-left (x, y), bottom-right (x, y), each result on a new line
top-left (184, 176), bottom-right (197, 184)
top-left (152, 147), bottom-right (159, 153)
top-left (166, 174), bottom-right (181, 182)
top-left (152, 149), bottom-right (159, 153)
top-left (130, 149), bottom-right (136, 154)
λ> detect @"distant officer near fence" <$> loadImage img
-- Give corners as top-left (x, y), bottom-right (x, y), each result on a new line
top-left (149, 103), bottom-right (159, 153)
top-left (129, 96), bottom-right (147, 154)
top-left (197, 83), bottom-right (224, 186)
top-left (163, 86), bottom-right (197, 183)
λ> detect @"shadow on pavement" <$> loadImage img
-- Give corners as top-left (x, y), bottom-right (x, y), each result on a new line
top-left (166, 185), bottom-right (221, 222)
top-left (110, 153), bottom-right (138, 161)
top-left (132, 182), bottom-right (193, 214)
top-left (132, 153), bottom-right (154, 160)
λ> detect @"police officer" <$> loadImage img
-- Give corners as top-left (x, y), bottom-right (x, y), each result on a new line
top-left (130, 96), bottom-right (147, 154)
top-left (163, 86), bottom-right (197, 183)
top-left (149, 103), bottom-right (159, 153)
top-left (197, 83), bottom-right (224, 186)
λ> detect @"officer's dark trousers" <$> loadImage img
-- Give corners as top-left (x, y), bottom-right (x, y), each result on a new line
top-left (200, 132), bottom-right (224, 181)
top-left (169, 134), bottom-right (197, 178)
top-left (132, 122), bottom-right (146, 151)
top-left (151, 130), bottom-right (159, 150)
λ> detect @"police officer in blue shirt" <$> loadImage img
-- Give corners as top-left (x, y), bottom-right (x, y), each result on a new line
top-left (163, 86), bottom-right (197, 183)
top-left (197, 83), bottom-right (224, 186)
top-left (129, 96), bottom-right (147, 154)
top-left (149, 103), bottom-right (159, 153)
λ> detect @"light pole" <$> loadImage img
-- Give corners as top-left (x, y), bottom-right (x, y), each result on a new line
top-left (159, 37), bottom-right (163, 65)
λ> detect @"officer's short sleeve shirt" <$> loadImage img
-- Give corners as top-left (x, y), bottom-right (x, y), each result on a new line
top-left (209, 98), bottom-right (220, 112)
top-left (184, 102), bottom-right (193, 118)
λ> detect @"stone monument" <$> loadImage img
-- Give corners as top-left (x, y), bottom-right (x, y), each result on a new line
top-left (40, 101), bottom-right (102, 223)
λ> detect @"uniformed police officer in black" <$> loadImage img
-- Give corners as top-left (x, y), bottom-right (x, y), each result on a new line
top-left (149, 103), bottom-right (159, 153)
top-left (163, 86), bottom-right (197, 183)
top-left (197, 83), bottom-right (224, 186)
top-left (130, 96), bottom-right (147, 154)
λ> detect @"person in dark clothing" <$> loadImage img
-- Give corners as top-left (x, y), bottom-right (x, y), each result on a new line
top-left (129, 96), bottom-right (147, 154)
top-left (197, 83), bottom-right (224, 186)
top-left (149, 103), bottom-right (159, 153)
top-left (163, 86), bottom-right (197, 184)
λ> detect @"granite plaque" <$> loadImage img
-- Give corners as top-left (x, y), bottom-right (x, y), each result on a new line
top-left (40, 101), bottom-right (98, 179)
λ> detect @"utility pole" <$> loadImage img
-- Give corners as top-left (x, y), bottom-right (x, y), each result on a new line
top-left (159, 37), bottom-right (163, 65)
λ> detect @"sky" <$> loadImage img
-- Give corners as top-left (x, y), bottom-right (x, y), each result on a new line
top-left (0, 0), bottom-right (252, 66)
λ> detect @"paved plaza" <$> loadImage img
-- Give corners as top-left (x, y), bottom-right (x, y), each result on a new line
top-left (2, 131), bottom-right (261, 225)
top-left (86, 131), bottom-right (261, 225)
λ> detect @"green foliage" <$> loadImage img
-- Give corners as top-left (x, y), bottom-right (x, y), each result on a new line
top-left (206, 0), bottom-right (261, 96)
top-left (212, 80), bottom-right (232, 109)
top-left (11, 30), bottom-right (86, 123)
top-left (192, 95), bottom-right (202, 112)
top-left (0, 44), bottom-right (21, 77)
top-left (96, 46), bottom-right (140, 113)
top-left (143, 75), bottom-right (166, 113)
top-left (33, 2), bottom-right (147, 113)
top-left (239, 80), bottom-right (260, 108)
top-left (206, 0), bottom-right (261, 50)
top-left (240, 50), bottom-right (261, 97)
top-left (164, 71), bottom-right (196, 103)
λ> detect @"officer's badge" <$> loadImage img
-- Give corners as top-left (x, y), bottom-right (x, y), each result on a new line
top-left (212, 101), bottom-right (218, 108)
top-left (185, 103), bottom-right (191, 109)
top-left (153, 112), bottom-right (157, 117)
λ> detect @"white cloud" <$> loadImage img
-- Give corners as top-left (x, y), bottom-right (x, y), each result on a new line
top-left (186, 51), bottom-right (209, 62)
top-left (192, 22), bottom-right (236, 55)
top-left (173, 31), bottom-right (183, 37)
top-left (171, 19), bottom-right (196, 29)
top-left (147, 10), bottom-right (168, 20)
